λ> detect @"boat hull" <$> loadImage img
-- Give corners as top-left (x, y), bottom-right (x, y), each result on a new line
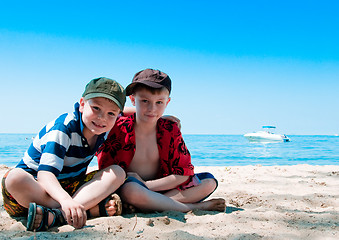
top-left (244, 132), bottom-right (290, 142)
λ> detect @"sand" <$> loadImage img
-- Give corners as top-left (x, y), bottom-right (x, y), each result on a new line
top-left (0, 164), bottom-right (338, 240)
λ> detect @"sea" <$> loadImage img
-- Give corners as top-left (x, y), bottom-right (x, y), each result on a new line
top-left (0, 134), bottom-right (338, 167)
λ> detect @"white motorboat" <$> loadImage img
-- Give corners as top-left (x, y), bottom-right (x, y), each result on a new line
top-left (244, 126), bottom-right (290, 142)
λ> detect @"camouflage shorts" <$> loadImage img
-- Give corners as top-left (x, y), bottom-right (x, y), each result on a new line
top-left (1, 169), bottom-right (98, 217)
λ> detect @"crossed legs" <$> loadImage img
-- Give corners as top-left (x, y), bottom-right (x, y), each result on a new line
top-left (120, 178), bottom-right (226, 213)
top-left (4, 165), bottom-right (125, 228)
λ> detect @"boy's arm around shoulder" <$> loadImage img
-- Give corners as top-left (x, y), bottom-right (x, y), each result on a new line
top-left (123, 107), bottom-right (181, 129)
top-left (161, 115), bottom-right (181, 130)
top-left (122, 106), bottom-right (135, 116)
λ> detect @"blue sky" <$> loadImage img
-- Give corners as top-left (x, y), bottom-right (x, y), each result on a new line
top-left (0, 1), bottom-right (338, 135)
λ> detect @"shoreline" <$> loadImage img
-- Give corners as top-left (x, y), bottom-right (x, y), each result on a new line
top-left (1, 164), bottom-right (338, 239)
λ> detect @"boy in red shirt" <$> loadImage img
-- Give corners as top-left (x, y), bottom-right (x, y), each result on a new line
top-left (97, 69), bottom-right (225, 212)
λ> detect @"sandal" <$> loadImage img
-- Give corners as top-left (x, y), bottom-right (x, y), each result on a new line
top-left (87, 193), bottom-right (122, 219)
top-left (27, 202), bottom-right (66, 231)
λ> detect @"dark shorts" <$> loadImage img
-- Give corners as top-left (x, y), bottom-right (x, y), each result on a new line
top-left (1, 169), bottom-right (98, 217)
top-left (124, 172), bottom-right (218, 202)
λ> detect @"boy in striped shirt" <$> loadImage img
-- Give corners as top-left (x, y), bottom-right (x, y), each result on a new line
top-left (1, 77), bottom-right (126, 231)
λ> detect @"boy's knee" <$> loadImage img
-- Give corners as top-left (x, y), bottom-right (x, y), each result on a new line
top-left (103, 165), bottom-right (126, 181)
top-left (5, 168), bottom-right (27, 184)
top-left (111, 165), bottom-right (126, 179)
top-left (5, 169), bottom-right (30, 191)
top-left (202, 178), bottom-right (217, 192)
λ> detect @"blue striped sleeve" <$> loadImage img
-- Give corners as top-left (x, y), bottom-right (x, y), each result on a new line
top-left (42, 141), bottom-right (67, 160)
top-left (38, 164), bottom-right (61, 176)
top-left (39, 126), bottom-right (47, 139)
top-left (38, 125), bottom-right (71, 175)
top-left (27, 144), bottom-right (42, 164)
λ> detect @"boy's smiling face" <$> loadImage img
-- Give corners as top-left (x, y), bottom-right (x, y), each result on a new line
top-left (130, 88), bottom-right (171, 124)
top-left (79, 97), bottom-right (120, 138)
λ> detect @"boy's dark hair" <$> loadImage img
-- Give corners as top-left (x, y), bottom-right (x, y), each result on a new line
top-left (131, 83), bottom-right (169, 95)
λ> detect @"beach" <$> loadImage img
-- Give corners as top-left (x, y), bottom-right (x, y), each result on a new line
top-left (1, 164), bottom-right (338, 240)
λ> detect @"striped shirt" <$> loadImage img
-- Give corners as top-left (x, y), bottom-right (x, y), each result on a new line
top-left (16, 103), bottom-right (107, 180)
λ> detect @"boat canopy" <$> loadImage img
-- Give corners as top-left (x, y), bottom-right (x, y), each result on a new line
top-left (262, 126), bottom-right (276, 129)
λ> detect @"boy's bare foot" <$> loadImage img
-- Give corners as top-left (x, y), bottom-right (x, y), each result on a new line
top-left (88, 194), bottom-right (122, 217)
top-left (198, 198), bottom-right (226, 212)
top-left (105, 196), bottom-right (122, 216)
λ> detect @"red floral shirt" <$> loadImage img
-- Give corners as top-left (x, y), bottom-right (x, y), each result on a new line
top-left (96, 114), bottom-right (194, 179)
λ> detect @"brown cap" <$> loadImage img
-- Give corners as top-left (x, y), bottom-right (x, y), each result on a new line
top-left (125, 69), bottom-right (171, 96)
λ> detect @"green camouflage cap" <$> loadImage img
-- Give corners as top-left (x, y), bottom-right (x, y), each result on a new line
top-left (82, 77), bottom-right (126, 111)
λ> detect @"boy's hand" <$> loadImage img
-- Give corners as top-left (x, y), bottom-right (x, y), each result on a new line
top-left (60, 199), bottom-right (87, 229)
top-left (37, 171), bottom-right (87, 228)
top-left (161, 115), bottom-right (181, 130)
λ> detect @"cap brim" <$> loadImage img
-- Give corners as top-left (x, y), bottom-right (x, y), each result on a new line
top-left (84, 93), bottom-right (124, 111)
top-left (125, 81), bottom-right (165, 96)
